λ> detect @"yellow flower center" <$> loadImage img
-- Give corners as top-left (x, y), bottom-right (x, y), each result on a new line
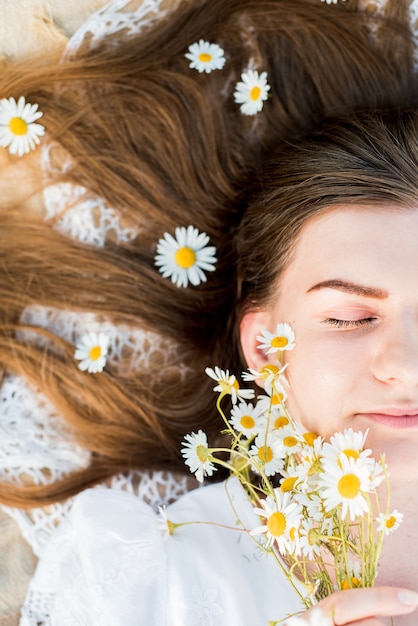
top-left (240, 415), bottom-right (255, 429)
top-left (342, 577), bottom-right (361, 590)
top-left (271, 336), bottom-right (288, 349)
top-left (303, 432), bottom-right (318, 446)
top-left (175, 246), bottom-right (196, 269)
top-left (337, 473), bottom-right (361, 499)
top-left (274, 416), bottom-right (289, 429)
top-left (250, 86), bottom-right (261, 101)
top-left (386, 515), bottom-right (397, 529)
top-left (219, 378), bottom-right (239, 395)
top-left (283, 436), bottom-right (298, 448)
top-left (259, 364), bottom-right (280, 380)
top-left (88, 346), bottom-right (102, 361)
top-left (271, 393), bottom-right (284, 405)
top-left (267, 511), bottom-right (286, 537)
top-left (165, 519), bottom-right (177, 536)
top-left (196, 444), bottom-right (210, 463)
top-left (8, 117), bottom-right (27, 136)
top-left (280, 476), bottom-right (297, 492)
top-left (198, 53), bottom-right (212, 63)
top-left (307, 527), bottom-right (320, 547)
top-left (338, 449), bottom-right (360, 468)
top-left (289, 526), bottom-right (297, 542)
top-left (343, 449), bottom-right (359, 460)
top-left (258, 446), bottom-right (273, 464)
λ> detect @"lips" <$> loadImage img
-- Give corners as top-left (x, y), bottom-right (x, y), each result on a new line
top-left (364, 408), bottom-right (418, 417)
top-left (358, 409), bottom-right (418, 428)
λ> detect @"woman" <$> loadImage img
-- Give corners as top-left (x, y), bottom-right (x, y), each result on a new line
top-left (20, 109), bottom-right (418, 625)
top-left (0, 0), bottom-right (417, 623)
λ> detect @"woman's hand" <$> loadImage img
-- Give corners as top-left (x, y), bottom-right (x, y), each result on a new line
top-left (291, 587), bottom-right (418, 626)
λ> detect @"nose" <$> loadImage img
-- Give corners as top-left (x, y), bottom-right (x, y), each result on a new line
top-left (371, 314), bottom-right (418, 388)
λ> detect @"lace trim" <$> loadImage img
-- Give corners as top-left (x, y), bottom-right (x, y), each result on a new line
top-left (19, 305), bottom-right (184, 376)
top-left (0, 375), bottom-right (90, 488)
top-left (19, 590), bottom-right (55, 626)
top-left (65, 0), bottom-right (168, 55)
top-left (41, 142), bottom-right (138, 247)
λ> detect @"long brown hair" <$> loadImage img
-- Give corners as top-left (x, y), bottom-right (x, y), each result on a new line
top-left (0, 0), bottom-right (416, 506)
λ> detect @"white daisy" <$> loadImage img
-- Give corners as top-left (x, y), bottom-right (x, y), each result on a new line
top-left (74, 332), bottom-right (109, 373)
top-left (154, 225), bottom-right (216, 288)
top-left (256, 387), bottom-right (288, 407)
top-left (318, 454), bottom-right (372, 521)
top-left (298, 519), bottom-right (322, 559)
top-left (185, 39), bottom-right (226, 73)
top-left (242, 363), bottom-right (287, 394)
top-left (233, 70), bottom-right (270, 116)
top-left (181, 430), bottom-right (217, 483)
top-left (0, 96), bottom-right (45, 156)
top-left (321, 428), bottom-right (371, 466)
top-left (258, 409), bottom-right (290, 435)
top-left (376, 509), bottom-right (404, 535)
top-left (229, 401), bottom-right (263, 437)
top-left (280, 426), bottom-right (305, 455)
top-left (256, 323), bottom-right (296, 354)
top-left (250, 432), bottom-right (286, 476)
top-left (205, 366), bottom-right (255, 403)
top-left (251, 491), bottom-right (302, 552)
top-left (156, 505), bottom-right (176, 540)
top-left (367, 458), bottom-right (385, 490)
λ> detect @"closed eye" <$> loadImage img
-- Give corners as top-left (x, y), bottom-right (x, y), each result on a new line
top-left (321, 317), bottom-right (377, 329)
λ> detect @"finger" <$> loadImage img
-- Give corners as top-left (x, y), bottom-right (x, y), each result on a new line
top-left (315, 587), bottom-right (418, 624)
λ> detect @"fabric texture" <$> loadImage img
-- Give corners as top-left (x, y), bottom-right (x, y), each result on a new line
top-left (20, 479), bottom-right (302, 626)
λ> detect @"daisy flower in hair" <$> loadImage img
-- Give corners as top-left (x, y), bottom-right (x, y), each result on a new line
top-left (185, 39), bottom-right (226, 73)
top-left (233, 70), bottom-right (270, 116)
top-left (154, 225), bottom-right (217, 288)
top-left (0, 96), bottom-right (45, 156)
top-left (74, 332), bottom-right (109, 373)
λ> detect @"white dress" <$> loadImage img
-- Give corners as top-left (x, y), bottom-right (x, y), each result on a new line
top-left (20, 478), bottom-right (302, 626)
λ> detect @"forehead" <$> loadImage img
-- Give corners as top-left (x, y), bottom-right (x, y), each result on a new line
top-left (281, 204), bottom-right (418, 289)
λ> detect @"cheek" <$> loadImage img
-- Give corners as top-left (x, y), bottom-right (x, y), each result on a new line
top-left (283, 338), bottom-right (360, 435)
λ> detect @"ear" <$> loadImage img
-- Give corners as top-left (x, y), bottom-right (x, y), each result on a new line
top-left (240, 310), bottom-right (271, 372)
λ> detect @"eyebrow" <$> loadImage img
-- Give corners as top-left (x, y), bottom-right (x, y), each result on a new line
top-left (307, 279), bottom-right (388, 299)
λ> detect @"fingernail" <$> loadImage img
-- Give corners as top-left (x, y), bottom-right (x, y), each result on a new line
top-left (397, 590), bottom-right (418, 606)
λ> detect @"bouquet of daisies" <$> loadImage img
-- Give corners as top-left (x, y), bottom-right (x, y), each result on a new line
top-left (180, 324), bottom-right (403, 623)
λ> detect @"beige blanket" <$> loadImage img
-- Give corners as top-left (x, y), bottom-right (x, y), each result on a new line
top-left (0, 0), bottom-right (108, 61)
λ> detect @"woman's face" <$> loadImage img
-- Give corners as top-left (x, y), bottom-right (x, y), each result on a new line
top-left (241, 205), bottom-right (418, 478)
